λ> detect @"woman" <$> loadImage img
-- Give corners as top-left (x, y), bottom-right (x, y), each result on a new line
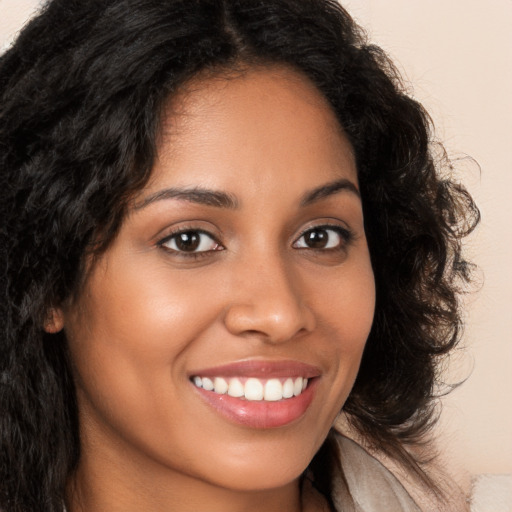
top-left (0, 0), bottom-right (479, 511)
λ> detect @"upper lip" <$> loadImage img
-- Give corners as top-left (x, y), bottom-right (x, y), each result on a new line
top-left (189, 360), bottom-right (321, 379)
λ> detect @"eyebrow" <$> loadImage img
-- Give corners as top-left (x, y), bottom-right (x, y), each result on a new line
top-left (300, 178), bottom-right (360, 206)
top-left (134, 177), bottom-right (359, 211)
top-left (134, 187), bottom-right (239, 210)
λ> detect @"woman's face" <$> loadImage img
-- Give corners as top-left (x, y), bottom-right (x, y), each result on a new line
top-left (60, 67), bottom-right (375, 495)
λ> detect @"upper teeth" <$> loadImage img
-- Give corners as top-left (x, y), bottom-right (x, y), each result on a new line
top-left (192, 376), bottom-right (308, 401)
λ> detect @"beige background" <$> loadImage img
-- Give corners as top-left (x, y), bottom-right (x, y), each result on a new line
top-left (340, 0), bottom-right (512, 486)
top-left (1, 0), bottom-right (511, 485)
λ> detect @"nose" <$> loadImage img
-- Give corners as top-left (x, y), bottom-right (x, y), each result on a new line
top-left (223, 253), bottom-right (316, 344)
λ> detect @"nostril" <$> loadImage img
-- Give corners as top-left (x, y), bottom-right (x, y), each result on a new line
top-left (243, 329), bottom-right (265, 337)
top-left (222, 291), bottom-right (316, 343)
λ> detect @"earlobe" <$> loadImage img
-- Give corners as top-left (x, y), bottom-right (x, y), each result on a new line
top-left (43, 307), bottom-right (64, 333)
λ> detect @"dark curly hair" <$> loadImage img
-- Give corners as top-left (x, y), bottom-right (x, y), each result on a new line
top-left (0, 0), bottom-right (479, 510)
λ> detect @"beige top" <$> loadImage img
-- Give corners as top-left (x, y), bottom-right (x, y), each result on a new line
top-left (328, 435), bottom-right (421, 511)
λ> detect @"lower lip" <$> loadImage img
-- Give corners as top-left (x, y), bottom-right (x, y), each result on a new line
top-left (193, 379), bottom-right (318, 429)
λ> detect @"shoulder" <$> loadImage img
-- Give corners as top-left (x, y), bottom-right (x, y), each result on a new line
top-left (330, 433), bottom-right (421, 512)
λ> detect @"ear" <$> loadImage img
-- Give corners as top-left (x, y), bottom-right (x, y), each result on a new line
top-left (43, 307), bottom-right (65, 333)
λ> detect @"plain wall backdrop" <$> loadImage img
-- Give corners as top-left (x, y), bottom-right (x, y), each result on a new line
top-left (1, 0), bottom-right (511, 488)
top-left (340, 0), bottom-right (512, 487)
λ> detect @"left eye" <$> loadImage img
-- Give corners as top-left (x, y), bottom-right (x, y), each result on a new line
top-left (160, 230), bottom-right (221, 253)
top-left (293, 227), bottom-right (346, 250)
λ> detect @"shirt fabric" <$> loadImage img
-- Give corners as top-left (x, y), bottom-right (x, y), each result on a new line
top-left (328, 434), bottom-right (421, 511)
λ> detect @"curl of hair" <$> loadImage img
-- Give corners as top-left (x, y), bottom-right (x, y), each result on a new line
top-left (0, 0), bottom-right (479, 509)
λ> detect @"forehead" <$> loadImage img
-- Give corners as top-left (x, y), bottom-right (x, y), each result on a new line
top-left (148, 65), bottom-right (357, 197)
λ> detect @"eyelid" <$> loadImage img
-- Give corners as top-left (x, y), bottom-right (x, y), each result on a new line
top-left (293, 222), bottom-right (354, 245)
top-left (154, 220), bottom-right (223, 246)
top-left (157, 226), bottom-right (224, 255)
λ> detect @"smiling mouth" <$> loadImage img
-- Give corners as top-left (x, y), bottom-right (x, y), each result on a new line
top-left (190, 361), bottom-right (320, 428)
top-left (191, 376), bottom-right (309, 402)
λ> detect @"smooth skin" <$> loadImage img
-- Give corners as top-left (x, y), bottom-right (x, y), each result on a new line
top-left (53, 66), bottom-right (376, 512)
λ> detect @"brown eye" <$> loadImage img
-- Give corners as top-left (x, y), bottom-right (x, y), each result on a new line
top-left (303, 229), bottom-right (330, 249)
top-left (294, 226), bottom-right (349, 250)
top-left (160, 230), bottom-right (221, 253)
top-left (175, 232), bottom-right (200, 251)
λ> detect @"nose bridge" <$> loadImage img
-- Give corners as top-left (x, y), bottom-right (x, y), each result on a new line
top-left (223, 246), bottom-right (315, 342)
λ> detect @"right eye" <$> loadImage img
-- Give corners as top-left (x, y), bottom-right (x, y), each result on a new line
top-left (159, 230), bottom-right (223, 254)
top-left (292, 225), bottom-right (353, 251)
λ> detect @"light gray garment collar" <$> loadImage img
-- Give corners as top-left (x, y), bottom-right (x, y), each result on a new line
top-left (330, 434), bottom-right (421, 512)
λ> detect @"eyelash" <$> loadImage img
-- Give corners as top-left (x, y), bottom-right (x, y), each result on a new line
top-left (157, 228), bottom-right (223, 259)
top-left (293, 224), bottom-right (354, 251)
top-left (157, 223), bottom-right (354, 259)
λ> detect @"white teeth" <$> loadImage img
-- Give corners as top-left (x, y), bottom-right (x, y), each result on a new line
top-left (192, 375), bottom-right (310, 401)
top-left (264, 379), bottom-right (283, 401)
top-left (293, 377), bottom-right (303, 396)
top-left (202, 377), bottom-right (214, 391)
top-left (227, 377), bottom-right (244, 397)
top-left (283, 378), bottom-right (294, 398)
top-left (214, 377), bottom-right (228, 394)
top-left (245, 378), bottom-right (264, 401)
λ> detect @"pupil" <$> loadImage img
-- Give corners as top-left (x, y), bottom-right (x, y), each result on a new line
top-left (176, 232), bottom-right (200, 251)
top-left (306, 229), bottom-right (328, 248)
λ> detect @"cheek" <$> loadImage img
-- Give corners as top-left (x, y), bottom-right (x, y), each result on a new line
top-left (314, 252), bottom-right (375, 399)
top-left (71, 261), bottom-right (219, 359)
top-left (316, 251), bottom-right (375, 345)
top-left (64, 261), bottom-right (222, 430)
